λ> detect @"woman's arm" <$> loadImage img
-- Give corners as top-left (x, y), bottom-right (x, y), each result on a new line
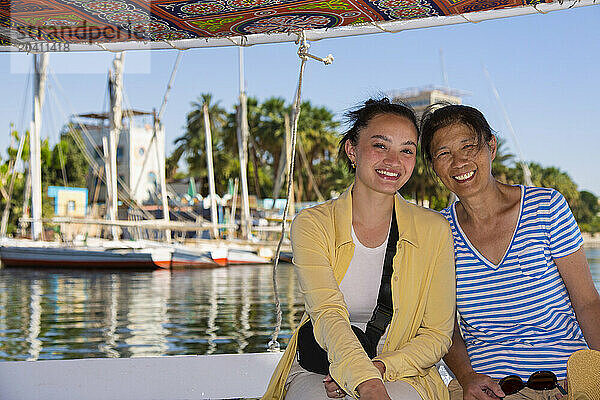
top-left (291, 211), bottom-right (382, 397)
top-left (373, 227), bottom-right (456, 379)
top-left (555, 247), bottom-right (600, 350)
top-left (443, 319), bottom-right (504, 400)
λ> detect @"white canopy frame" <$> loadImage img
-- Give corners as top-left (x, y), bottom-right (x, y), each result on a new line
top-left (0, 0), bottom-right (596, 53)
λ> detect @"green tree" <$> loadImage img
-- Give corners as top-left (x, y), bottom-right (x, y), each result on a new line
top-left (48, 130), bottom-right (89, 188)
top-left (0, 129), bottom-right (29, 235)
top-left (168, 94), bottom-right (231, 193)
top-left (401, 146), bottom-right (452, 210)
top-left (575, 190), bottom-right (599, 228)
top-left (172, 95), bottom-right (345, 202)
top-left (492, 137), bottom-right (517, 184)
top-left (293, 101), bottom-right (341, 201)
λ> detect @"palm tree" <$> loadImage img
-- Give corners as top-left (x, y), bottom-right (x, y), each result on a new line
top-left (168, 93), bottom-right (228, 193)
top-left (294, 101), bottom-right (340, 201)
top-left (492, 136), bottom-right (516, 184)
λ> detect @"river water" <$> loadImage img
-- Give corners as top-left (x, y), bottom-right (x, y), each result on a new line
top-left (1, 248), bottom-right (599, 361)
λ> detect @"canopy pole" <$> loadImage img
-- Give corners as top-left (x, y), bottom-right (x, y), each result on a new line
top-left (268, 31), bottom-right (333, 351)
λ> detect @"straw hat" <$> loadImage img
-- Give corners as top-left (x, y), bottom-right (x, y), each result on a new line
top-left (567, 349), bottom-right (600, 400)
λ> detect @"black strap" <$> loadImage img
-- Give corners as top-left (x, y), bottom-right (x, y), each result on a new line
top-left (365, 207), bottom-right (398, 349)
top-left (296, 207), bottom-right (399, 374)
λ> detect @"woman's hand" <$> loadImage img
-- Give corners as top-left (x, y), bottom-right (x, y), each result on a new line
top-left (323, 375), bottom-right (346, 398)
top-left (372, 360), bottom-right (386, 376)
top-left (459, 371), bottom-right (504, 400)
top-left (356, 378), bottom-right (391, 400)
top-left (323, 360), bottom-right (387, 398)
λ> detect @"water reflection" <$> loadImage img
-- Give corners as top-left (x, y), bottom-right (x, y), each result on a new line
top-left (26, 280), bottom-right (41, 360)
top-left (0, 249), bottom-right (598, 362)
top-left (0, 264), bottom-right (304, 361)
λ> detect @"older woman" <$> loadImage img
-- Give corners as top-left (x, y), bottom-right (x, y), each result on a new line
top-left (420, 104), bottom-right (600, 400)
top-left (262, 98), bottom-right (455, 400)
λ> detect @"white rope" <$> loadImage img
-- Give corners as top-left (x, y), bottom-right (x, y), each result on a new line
top-left (268, 31), bottom-right (333, 351)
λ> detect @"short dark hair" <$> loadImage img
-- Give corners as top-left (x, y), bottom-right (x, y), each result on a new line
top-left (420, 103), bottom-right (495, 165)
top-left (338, 97), bottom-right (418, 172)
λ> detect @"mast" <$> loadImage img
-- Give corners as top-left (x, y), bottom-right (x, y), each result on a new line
top-left (102, 136), bottom-right (112, 238)
top-left (236, 47), bottom-right (251, 239)
top-left (439, 49), bottom-right (449, 88)
top-left (154, 53), bottom-right (182, 243)
top-left (134, 53), bottom-right (181, 242)
top-left (108, 53), bottom-right (124, 240)
top-left (203, 103), bottom-right (219, 239)
top-left (1, 131), bottom-right (27, 237)
top-left (30, 53), bottom-right (48, 241)
top-left (20, 167), bottom-right (31, 237)
top-left (483, 65), bottom-right (533, 186)
top-left (153, 112), bottom-right (171, 241)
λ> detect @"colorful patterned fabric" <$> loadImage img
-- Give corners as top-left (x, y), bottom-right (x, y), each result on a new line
top-left (0, 0), bottom-right (550, 46)
top-left (441, 186), bottom-right (588, 381)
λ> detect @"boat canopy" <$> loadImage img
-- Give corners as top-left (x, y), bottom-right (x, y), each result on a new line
top-left (0, 0), bottom-right (596, 52)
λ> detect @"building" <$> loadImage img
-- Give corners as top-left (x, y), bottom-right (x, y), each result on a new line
top-left (47, 186), bottom-right (88, 217)
top-left (390, 86), bottom-right (464, 116)
top-left (75, 110), bottom-right (165, 205)
top-left (47, 185), bottom-right (93, 239)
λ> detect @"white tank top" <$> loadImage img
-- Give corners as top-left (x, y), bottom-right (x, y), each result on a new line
top-left (339, 224), bottom-right (389, 330)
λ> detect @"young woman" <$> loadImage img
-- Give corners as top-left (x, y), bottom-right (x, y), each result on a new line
top-left (262, 98), bottom-right (455, 400)
top-left (420, 104), bottom-right (600, 400)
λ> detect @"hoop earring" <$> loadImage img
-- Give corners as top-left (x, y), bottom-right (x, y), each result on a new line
top-left (351, 161), bottom-right (356, 169)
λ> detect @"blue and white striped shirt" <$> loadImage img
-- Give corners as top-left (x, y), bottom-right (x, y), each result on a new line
top-left (441, 186), bottom-right (588, 380)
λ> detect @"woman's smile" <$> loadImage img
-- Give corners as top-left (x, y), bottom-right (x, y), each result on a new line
top-left (375, 168), bottom-right (401, 180)
top-left (453, 169), bottom-right (476, 183)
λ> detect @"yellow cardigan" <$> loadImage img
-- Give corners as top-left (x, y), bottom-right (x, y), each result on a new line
top-left (262, 186), bottom-right (455, 400)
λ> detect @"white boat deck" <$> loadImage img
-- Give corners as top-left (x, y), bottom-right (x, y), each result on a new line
top-left (0, 352), bottom-right (283, 400)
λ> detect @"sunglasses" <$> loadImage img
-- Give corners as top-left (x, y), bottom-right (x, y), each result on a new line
top-left (498, 371), bottom-right (567, 397)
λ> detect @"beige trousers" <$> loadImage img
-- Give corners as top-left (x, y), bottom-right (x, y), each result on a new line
top-left (285, 359), bottom-right (422, 400)
top-left (448, 379), bottom-right (567, 400)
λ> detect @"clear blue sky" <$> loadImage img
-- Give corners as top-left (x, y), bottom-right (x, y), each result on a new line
top-left (1, 4), bottom-right (599, 195)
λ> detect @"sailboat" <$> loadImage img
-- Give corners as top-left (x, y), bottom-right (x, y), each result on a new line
top-left (0, 54), bottom-right (220, 269)
top-left (0, 52), bottom-right (271, 269)
top-left (0, 54), bottom-right (177, 269)
top-left (0, 0), bottom-right (597, 397)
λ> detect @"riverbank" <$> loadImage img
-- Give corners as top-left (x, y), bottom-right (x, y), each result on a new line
top-left (583, 233), bottom-right (600, 247)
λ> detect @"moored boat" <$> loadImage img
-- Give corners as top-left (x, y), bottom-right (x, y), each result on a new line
top-left (0, 239), bottom-right (173, 270)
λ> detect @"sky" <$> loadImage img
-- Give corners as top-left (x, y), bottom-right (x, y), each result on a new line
top-left (1, 4), bottom-right (599, 195)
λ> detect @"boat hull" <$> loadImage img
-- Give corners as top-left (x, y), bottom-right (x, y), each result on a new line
top-left (166, 247), bottom-right (221, 269)
top-left (0, 246), bottom-right (164, 270)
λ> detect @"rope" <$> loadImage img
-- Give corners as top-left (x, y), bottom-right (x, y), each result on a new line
top-left (47, 74), bottom-right (155, 217)
top-left (268, 31), bottom-right (333, 351)
top-left (44, 74), bottom-right (68, 186)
